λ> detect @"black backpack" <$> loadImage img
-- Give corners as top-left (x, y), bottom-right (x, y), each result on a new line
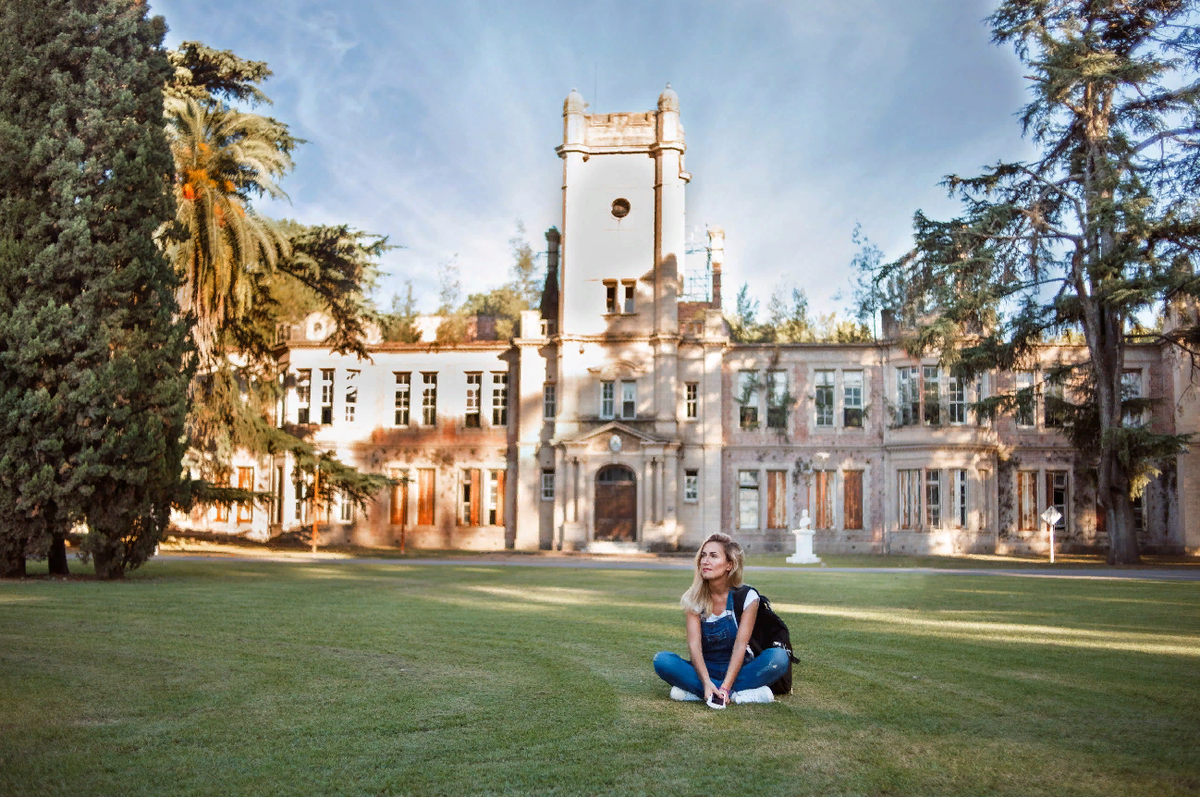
top-left (732, 584), bottom-right (800, 695)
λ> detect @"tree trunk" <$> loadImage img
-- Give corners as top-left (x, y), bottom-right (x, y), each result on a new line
top-left (91, 547), bottom-right (124, 580)
top-left (47, 532), bottom-right (69, 576)
top-left (1106, 485), bottom-right (1140, 565)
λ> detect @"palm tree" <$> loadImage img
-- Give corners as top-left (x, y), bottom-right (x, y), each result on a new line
top-left (162, 96), bottom-right (293, 363)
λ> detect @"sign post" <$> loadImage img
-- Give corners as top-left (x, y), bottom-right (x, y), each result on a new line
top-left (1040, 506), bottom-right (1062, 564)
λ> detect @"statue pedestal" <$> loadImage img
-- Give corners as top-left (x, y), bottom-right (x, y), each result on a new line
top-left (786, 528), bottom-right (821, 564)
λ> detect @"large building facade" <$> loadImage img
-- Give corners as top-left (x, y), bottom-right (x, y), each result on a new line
top-left (176, 87), bottom-right (1200, 556)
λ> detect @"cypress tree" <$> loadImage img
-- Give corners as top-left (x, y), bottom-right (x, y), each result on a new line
top-left (0, 0), bottom-right (191, 578)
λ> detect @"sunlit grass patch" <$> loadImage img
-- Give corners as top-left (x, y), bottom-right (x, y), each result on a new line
top-left (1, 560), bottom-right (1198, 796)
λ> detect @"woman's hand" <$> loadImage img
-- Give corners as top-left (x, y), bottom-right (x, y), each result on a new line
top-left (702, 681), bottom-right (718, 703)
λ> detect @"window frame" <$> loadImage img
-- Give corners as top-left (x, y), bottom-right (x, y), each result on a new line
top-left (491, 372), bottom-right (508, 426)
top-left (344, 370), bottom-right (359, 423)
top-left (393, 372), bottom-right (411, 426)
top-left (684, 469), bottom-right (699, 503)
top-left (543, 382), bottom-right (556, 420)
top-left (737, 470), bottom-right (760, 529)
top-left (814, 369), bottom-right (835, 428)
top-left (421, 372), bottom-right (438, 426)
top-left (600, 380), bottom-right (615, 420)
top-left (541, 469), bottom-right (555, 502)
top-left (1014, 371), bottom-right (1036, 428)
top-left (843, 370), bottom-right (863, 428)
top-left (620, 380), bottom-right (636, 420)
top-left (685, 382), bottom-right (699, 419)
top-left (320, 369), bottom-right (335, 425)
top-left (296, 369), bottom-right (312, 425)
top-left (738, 371), bottom-right (759, 430)
top-left (464, 372), bottom-right (482, 428)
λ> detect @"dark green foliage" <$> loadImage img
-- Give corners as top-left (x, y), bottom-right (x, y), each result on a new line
top-left (0, 0), bottom-right (193, 578)
top-left (865, 0), bottom-right (1200, 563)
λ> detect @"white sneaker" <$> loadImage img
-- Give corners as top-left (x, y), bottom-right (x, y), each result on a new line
top-left (669, 686), bottom-right (701, 702)
top-left (731, 686), bottom-right (774, 704)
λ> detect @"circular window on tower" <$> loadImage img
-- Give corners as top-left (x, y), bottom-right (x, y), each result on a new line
top-left (611, 198), bottom-right (631, 219)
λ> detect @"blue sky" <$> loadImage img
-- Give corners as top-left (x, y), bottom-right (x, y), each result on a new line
top-left (149, 0), bottom-right (1036, 317)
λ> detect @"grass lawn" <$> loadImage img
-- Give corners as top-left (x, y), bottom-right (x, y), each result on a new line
top-left (2, 559), bottom-right (1198, 796)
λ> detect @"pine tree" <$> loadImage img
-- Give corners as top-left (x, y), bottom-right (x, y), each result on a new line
top-left (0, 0), bottom-right (192, 578)
top-left (874, 0), bottom-right (1200, 564)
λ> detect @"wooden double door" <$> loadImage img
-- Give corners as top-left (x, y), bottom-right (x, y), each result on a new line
top-left (595, 465), bottom-right (636, 541)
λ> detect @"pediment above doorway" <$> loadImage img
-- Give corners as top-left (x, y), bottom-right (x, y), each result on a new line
top-left (557, 421), bottom-right (669, 456)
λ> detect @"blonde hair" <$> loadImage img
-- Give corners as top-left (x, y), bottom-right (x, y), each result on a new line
top-left (680, 533), bottom-right (745, 616)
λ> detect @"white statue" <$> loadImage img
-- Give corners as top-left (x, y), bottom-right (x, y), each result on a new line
top-left (787, 509), bottom-right (821, 564)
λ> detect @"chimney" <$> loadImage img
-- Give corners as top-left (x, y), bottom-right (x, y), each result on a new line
top-left (707, 226), bottom-right (724, 310)
top-left (539, 227), bottom-right (561, 331)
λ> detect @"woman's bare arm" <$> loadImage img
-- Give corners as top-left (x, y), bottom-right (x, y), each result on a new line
top-left (685, 610), bottom-right (717, 701)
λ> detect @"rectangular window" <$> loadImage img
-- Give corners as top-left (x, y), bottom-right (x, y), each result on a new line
top-left (543, 383), bottom-right (556, 420)
top-left (465, 373), bottom-right (481, 428)
top-left (460, 468), bottom-right (480, 525)
top-left (1044, 380), bottom-right (1065, 428)
top-left (948, 376), bottom-right (966, 425)
top-left (684, 469), bottom-right (699, 502)
top-left (767, 470), bottom-right (788, 529)
top-left (844, 470), bottom-right (864, 530)
top-left (320, 369), bottom-right (334, 425)
top-left (685, 382), bottom-right (699, 419)
top-left (951, 469), bottom-right (968, 528)
top-left (1017, 471), bottom-right (1037, 530)
top-left (394, 373), bottom-right (411, 426)
top-left (600, 381), bottom-right (615, 419)
top-left (541, 469), bottom-right (555, 501)
top-left (737, 470), bottom-right (760, 529)
top-left (339, 493), bottom-right (355, 522)
top-left (1014, 371), bottom-right (1035, 427)
top-left (1046, 471), bottom-right (1068, 533)
top-left (422, 373), bottom-right (437, 425)
top-left (236, 467), bottom-right (253, 523)
top-left (738, 371), bottom-right (759, 429)
top-left (488, 469), bottom-right (506, 526)
top-left (622, 280), bottom-right (636, 314)
top-left (1121, 370), bottom-right (1143, 426)
top-left (272, 466), bottom-right (283, 524)
top-left (389, 470), bottom-right (408, 526)
top-left (417, 468), bottom-right (435, 525)
top-left (814, 369), bottom-right (834, 427)
top-left (294, 475), bottom-right (308, 523)
top-left (344, 370), bottom-right (359, 423)
top-left (277, 369), bottom-right (288, 429)
top-left (296, 369), bottom-right (311, 424)
top-left (492, 373), bottom-right (509, 426)
top-left (923, 366), bottom-right (941, 425)
top-left (766, 370), bottom-right (788, 429)
top-left (843, 371), bottom-right (863, 428)
top-left (925, 469), bottom-right (942, 528)
top-left (621, 380), bottom-right (636, 419)
top-left (214, 490), bottom-right (230, 523)
top-left (898, 469), bottom-right (921, 528)
top-left (605, 282), bottom-right (617, 314)
top-left (1132, 494), bottom-right (1145, 533)
top-left (897, 367), bottom-right (919, 426)
top-left (814, 471), bottom-right (833, 529)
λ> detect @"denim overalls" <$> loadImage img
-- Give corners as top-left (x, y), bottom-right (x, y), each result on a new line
top-left (700, 592), bottom-right (747, 677)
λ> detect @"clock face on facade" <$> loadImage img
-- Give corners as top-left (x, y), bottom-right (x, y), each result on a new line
top-left (608, 434), bottom-right (622, 452)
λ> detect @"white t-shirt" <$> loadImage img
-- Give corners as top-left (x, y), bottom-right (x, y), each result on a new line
top-left (703, 588), bottom-right (759, 624)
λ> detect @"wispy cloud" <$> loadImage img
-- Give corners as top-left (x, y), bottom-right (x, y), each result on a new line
top-left (153, 0), bottom-right (1035, 314)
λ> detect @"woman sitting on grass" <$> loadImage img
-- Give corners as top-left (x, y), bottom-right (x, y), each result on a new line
top-left (653, 532), bottom-right (788, 708)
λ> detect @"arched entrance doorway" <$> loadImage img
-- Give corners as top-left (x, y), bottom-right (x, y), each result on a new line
top-left (595, 465), bottom-right (636, 541)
